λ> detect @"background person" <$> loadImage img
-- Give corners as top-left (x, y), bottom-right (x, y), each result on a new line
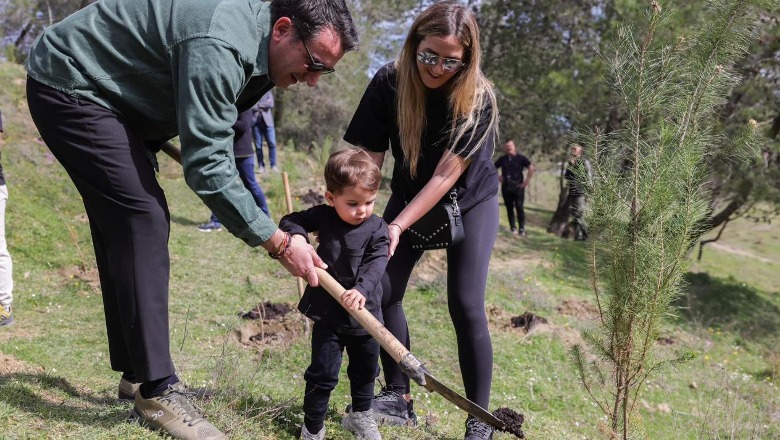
top-left (280, 149), bottom-right (388, 440)
top-left (494, 139), bottom-right (534, 236)
top-left (252, 90), bottom-right (279, 173)
top-left (199, 109), bottom-right (271, 231)
top-left (0, 110), bottom-right (13, 327)
top-left (343, 2), bottom-right (500, 439)
top-left (564, 144), bottom-right (592, 241)
top-left (25, 0), bottom-right (356, 438)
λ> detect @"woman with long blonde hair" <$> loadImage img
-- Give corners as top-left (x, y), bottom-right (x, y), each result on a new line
top-left (344, 2), bottom-right (500, 439)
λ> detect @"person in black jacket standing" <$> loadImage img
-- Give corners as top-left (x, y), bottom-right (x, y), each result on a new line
top-left (494, 139), bottom-right (535, 237)
top-left (198, 109), bottom-right (271, 231)
top-left (280, 148), bottom-right (389, 440)
top-left (564, 144), bottom-right (592, 241)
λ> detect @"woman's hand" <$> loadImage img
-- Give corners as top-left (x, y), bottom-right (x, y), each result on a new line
top-left (387, 151), bottom-right (467, 257)
top-left (341, 289), bottom-right (366, 310)
top-left (387, 222), bottom-right (404, 256)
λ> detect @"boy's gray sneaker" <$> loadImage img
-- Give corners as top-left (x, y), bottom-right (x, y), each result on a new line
top-left (464, 416), bottom-right (494, 440)
top-left (300, 424), bottom-right (325, 440)
top-left (342, 409), bottom-right (382, 440)
top-left (129, 382), bottom-right (227, 440)
top-left (347, 388), bottom-right (417, 426)
top-left (0, 306), bottom-right (13, 327)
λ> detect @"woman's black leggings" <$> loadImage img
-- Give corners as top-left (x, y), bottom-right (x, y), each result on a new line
top-left (380, 193), bottom-right (498, 409)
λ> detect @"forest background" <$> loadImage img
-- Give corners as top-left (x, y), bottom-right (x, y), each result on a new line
top-left (0, 0), bottom-right (779, 439)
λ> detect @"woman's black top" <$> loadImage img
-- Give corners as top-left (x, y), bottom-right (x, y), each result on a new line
top-left (344, 62), bottom-right (498, 211)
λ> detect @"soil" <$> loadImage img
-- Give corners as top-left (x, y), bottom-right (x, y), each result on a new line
top-left (556, 298), bottom-right (599, 321)
top-left (0, 354), bottom-right (44, 375)
top-left (300, 189), bottom-right (325, 207)
top-left (486, 304), bottom-right (554, 337)
top-left (510, 312), bottom-right (548, 332)
top-left (58, 265), bottom-right (101, 295)
top-left (494, 406), bottom-right (526, 438)
top-left (240, 301), bottom-right (294, 321)
top-left (233, 301), bottom-right (305, 351)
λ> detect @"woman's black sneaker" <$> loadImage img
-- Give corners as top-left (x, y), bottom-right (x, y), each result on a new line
top-left (464, 416), bottom-right (494, 440)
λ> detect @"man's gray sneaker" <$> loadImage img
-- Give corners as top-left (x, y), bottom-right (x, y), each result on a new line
top-left (119, 378), bottom-right (214, 402)
top-left (300, 424), bottom-right (325, 440)
top-left (464, 416), bottom-right (494, 440)
top-left (118, 377), bottom-right (141, 401)
top-left (129, 382), bottom-right (227, 440)
top-left (342, 409), bottom-right (382, 440)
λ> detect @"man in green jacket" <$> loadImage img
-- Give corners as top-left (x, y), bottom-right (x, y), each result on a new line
top-left (25, 0), bottom-right (354, 438)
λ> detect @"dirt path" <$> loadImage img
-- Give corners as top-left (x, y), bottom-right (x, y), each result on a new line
top-left (708, 242), bottom-right (775, 264)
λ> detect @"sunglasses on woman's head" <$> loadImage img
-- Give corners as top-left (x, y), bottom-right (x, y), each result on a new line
top-left (416, 51), bottom-right (465, 72)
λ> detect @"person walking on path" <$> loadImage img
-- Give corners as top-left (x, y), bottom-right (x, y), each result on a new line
top-left (252, 91), bottom-right (279, 173)
top-left (280, 148), bottom-right (389, 440)
top-left (25, 0), bottom-right (356, 438)
top-left (199, 109), bottom-right (271, 231)
top-left (494, 139), bottom-right (534, 237)
top-left (343, 2), bottom-right (500, 439)
top-left (0, 110), bottom-right (14, 327)
top-left (563, 144), bottom-right (592, 241)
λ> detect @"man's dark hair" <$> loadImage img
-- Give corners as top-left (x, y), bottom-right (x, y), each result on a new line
top-left (271, 0), bottom-right (358, 52)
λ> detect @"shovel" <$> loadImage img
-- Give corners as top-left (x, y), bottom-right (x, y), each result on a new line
top-left (161, 142), bottom-right (523, 437)
top-left (314, 267), bottom-right (522, 436)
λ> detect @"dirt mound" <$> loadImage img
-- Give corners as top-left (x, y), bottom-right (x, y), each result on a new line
top-left (233, 302), bottom-right (305, 351)
top-left (486, 304), bottom-right (549, 335)
top-left (58, 265), bottom-right (101, 296)
top-left (241, 301), bottom-right (294, 321)
top-left (0, 354), bottom-right (44, 375)
top-left (510, 312), bottom-right (548, 332)
top-left (300, 189), bottom-right (325, 207)
top-left (556, 298), bottom-right (599, 320)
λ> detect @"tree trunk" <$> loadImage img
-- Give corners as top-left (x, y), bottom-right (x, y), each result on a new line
top-left (548, 184), bottom-right (571, 236)
top-left (705, 200), bottom-right (742, 231)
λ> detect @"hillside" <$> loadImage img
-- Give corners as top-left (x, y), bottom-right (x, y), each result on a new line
top-left (0, 62), bottom-right (778, 439)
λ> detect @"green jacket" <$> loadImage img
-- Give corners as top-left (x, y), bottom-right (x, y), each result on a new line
top-left (27, 0), bottom-right (277, 246)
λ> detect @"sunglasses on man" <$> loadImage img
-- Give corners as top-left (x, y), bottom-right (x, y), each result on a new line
top-left (294, 22), bottom-right (335, 74)
top-left (417, 51), bottom-right (465, 72)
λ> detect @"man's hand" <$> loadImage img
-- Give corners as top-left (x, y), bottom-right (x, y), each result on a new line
top-left (265, 230), bottom-right (327, 286)
top-left (341, 289), bottom-right (366, 310)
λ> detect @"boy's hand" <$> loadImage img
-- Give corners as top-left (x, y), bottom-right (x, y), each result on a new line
top-left (341, 289), bottom-right (366, 311)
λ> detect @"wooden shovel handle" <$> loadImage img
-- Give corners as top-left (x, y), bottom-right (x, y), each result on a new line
top-left (314, 267), bottom-right (410, 364)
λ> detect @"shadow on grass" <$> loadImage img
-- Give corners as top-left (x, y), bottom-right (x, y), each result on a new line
top-left (170, 214), bottom-right (201, 227)
top-left (675, 272), bottom-right (780, 344)
top-left (0, 373), bottom-right (128, 428)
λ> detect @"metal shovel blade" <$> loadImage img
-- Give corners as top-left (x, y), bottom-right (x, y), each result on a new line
top-left (422, 371), bottom-right (505, 430)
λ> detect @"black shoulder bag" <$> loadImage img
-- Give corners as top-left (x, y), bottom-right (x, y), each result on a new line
top-left (405, 190), bottom-right (465, 251)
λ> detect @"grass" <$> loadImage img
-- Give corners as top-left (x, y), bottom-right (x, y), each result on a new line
top-left (1, 61), bottom-right (779, 439)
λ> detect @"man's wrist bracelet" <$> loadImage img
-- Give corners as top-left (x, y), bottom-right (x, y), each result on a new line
top-left (269, 232), bottom-right (292, 260)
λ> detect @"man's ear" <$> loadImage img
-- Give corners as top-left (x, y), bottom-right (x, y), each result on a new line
top-left (325, 191), bottom-right (336, 206)
top-left (272, 17), bottom-right (293, 42)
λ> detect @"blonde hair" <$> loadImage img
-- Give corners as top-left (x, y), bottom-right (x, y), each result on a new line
top-left (395, 0), bottom-right (499, 177)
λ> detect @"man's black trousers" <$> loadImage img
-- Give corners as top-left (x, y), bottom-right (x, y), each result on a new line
top-left (27, 78), bottom-right (175, 382)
